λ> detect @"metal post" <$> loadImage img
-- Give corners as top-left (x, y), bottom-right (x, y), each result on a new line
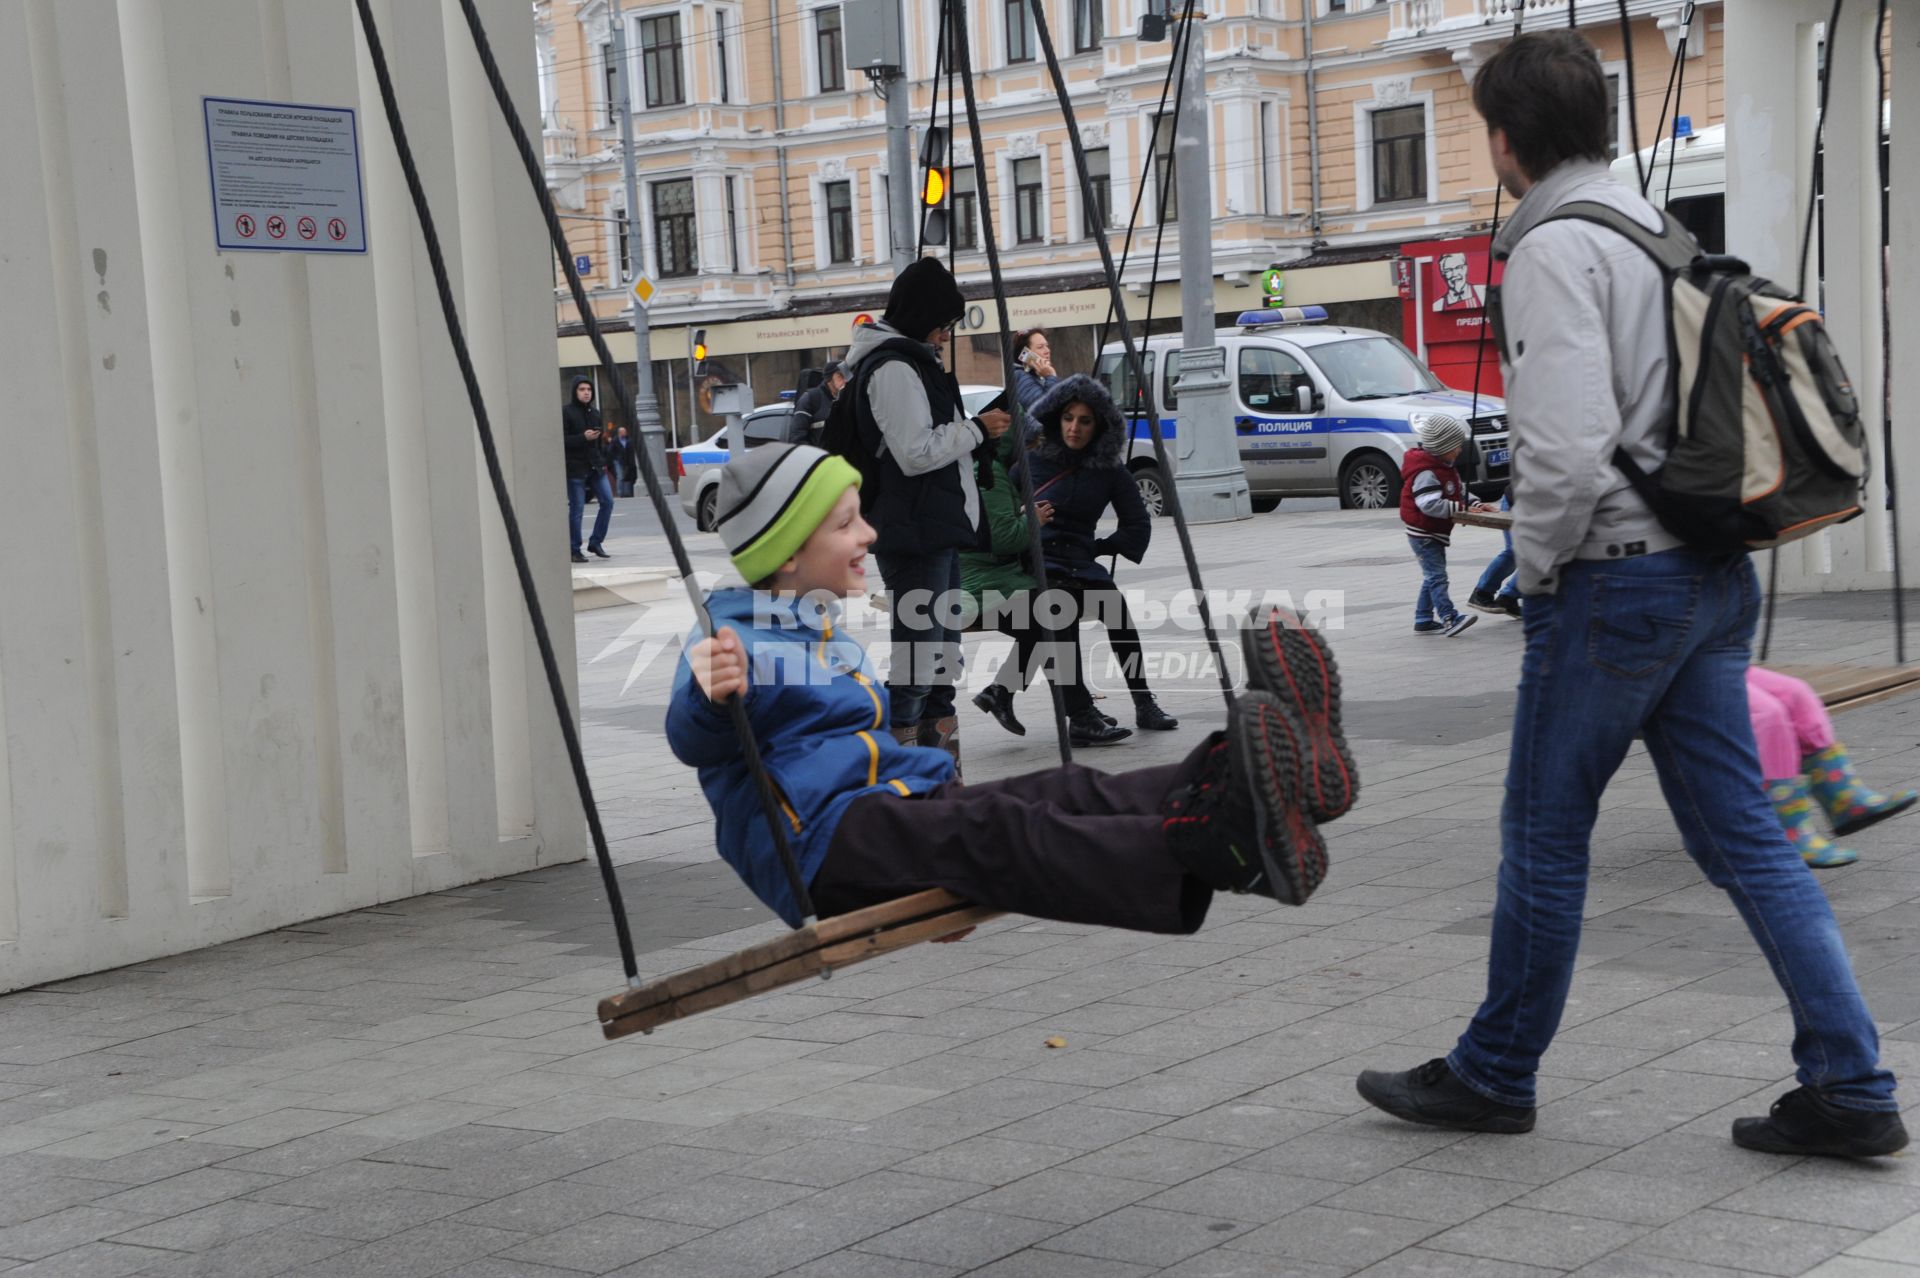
top-left (1170, 11), bottom-right (1250, 522)
top-left (609, 0), bottom-right (669, 482)
top-left (885, 60), bottom-right (916, 274)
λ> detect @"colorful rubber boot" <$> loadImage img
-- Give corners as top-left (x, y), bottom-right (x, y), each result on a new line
top-left (1767, 777), bottom-right (1858, 868)
top-left (1803, 743), bottom-right (1918, 836)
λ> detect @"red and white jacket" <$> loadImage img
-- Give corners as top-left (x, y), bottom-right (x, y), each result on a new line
top-left (1400, 448), bottom-right (1466, 545)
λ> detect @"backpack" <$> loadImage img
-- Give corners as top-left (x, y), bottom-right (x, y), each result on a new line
top-left (817, 360), bottom-right (885, 511)
top-left (1492, 201), bottom-right (1868, 553)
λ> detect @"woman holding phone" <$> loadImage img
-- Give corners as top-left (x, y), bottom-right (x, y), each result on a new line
top-left (1013, 328), bottom-right (1059, 413)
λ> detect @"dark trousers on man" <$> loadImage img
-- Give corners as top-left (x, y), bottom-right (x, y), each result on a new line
top-left (988, 600), bottom-right (1095, 717)
top-left (568, 471), bottom-right (613, 553)
top-left (877, 549), bottom-right (962, 729)
top-left (814, 737), bottom-right (1216, 935)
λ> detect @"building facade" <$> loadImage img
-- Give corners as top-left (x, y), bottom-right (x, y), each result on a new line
top-left (537, 0), bottom-right (1724, 439)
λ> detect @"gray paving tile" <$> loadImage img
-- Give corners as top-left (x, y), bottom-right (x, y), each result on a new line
top-left (1514, 1167), bottom-right (1743, 1227)
top-left (617, 1174), bottom-right (815, 1230)
top-left (1141, 1167), bottom-right (1341, 1223)
top-left (894, 1136), bottom-right (1081, 1185)
top-left (854, 1206), bottom-right (1063, 1268)
top-left (0, 1208), bottom-right (158, 1262)
top-left (0, 1241), bottom-right (172, 1277)
top-left (294, 1188), bottom-right (482, 1241)
top-left (775, 1253), bottom-right (958, 1278)
top-left (1043, 1204), bottom-right (1254, 1267)
top-left (1404, 1133), bottom-right (1618, 1184)
top-left (1712, 1164), bottom-right (1920, 1231)
top-left (496, 1213), bottom-right (706, 1273)
top-left (1419, 1205), bottom-right (1650, 1270)
top-left (1326, 1166), bottom-right (1528, 1225)
top-left (965, 1169), bottom-right (1158, 1226)
top-left (282, 1220), bottom-right (525, 1278)
top-left (1631, 1207), bottom-right (1867, 1276)
top-left (1225, 1204), bottom-right (1444, 1269)
top-left (967, 1251), bottom-right (1155, 1278)
top-left (89, 1168), bottom-right (282, 1217)
top-left (726, 1137), bottom-right (912, 1188)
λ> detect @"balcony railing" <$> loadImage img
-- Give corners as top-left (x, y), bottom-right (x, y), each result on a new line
top-left (1479, 0), bottom-right (1568, 21)
top-left (544, 130), bottom-right (578, 164)
top-left (1390, 0), bottom-right (1447, 32)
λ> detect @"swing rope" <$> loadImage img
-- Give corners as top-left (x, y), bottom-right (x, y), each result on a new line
top-left (1468, 6), bottom-right (1527, 436)
top-left (1872, 0), bottom-right (1905, 665)
top-left (352, 0), bottom-right (820, 980)
top-left (1029, 0), bottom-right (1236, 713)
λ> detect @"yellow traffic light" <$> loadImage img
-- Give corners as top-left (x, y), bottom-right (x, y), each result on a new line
top-left (923, 168), bottom-right (947, 207)
top-left (693, 340), bottom-right (708, 362)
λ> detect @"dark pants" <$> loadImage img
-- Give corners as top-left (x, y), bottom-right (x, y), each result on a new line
top-left (1056, 578), bottom-right (1153, 697)
top-left (568, 471), bottom-right (613, 553)
top-left (989, 603), bottom-right (1095, 717)
top-left (877, 549), bottom-right (962, 728)
top-left (814, 737), bottom-right (1217, 934)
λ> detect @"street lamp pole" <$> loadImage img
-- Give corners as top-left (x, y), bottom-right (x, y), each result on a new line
top-left (609, 0), bottom-right (670, 475)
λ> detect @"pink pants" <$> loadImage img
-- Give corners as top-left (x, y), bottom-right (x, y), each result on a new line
top-left (1747, 666), bottom-right (1837, 780)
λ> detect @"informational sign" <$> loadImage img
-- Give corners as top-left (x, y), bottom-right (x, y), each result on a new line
top-left (203, 96), bottom-right (367, 254)
top-left (575, 254), bottom-right (593, 275)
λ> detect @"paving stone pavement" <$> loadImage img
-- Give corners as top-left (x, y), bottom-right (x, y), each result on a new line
top-left (4, 498), bottom-right (1919, 1277)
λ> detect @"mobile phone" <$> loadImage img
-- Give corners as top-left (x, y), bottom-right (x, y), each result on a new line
top-left (1017, 348), bottom-right (1034, 368)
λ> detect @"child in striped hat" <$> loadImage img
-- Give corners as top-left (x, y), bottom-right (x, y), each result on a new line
top-left (1400, 413), bottom-right (1493, 638)
top-left (666, 444), bottom-right (1357, 933)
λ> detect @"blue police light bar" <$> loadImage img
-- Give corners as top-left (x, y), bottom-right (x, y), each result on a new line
top-left (1238, 305), bottom-right (1329, 327)
top-left (778, 390), bottom-right (797, 401)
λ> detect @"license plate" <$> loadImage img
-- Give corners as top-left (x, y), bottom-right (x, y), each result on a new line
top-left (1486, 448), bottom-right (1510, 467)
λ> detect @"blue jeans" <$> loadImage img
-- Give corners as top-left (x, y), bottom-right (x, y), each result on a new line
top-left (568, 471), bottom-right (613, 553)
top-left (1474, 491), bottom-right (1519, 599)
top-left (1409, 537), bottom-right (1456, 625)
top-left (877, 550), bottom-right (963, 728)
top-left (1449, 550), bottom-right (1897, 1112)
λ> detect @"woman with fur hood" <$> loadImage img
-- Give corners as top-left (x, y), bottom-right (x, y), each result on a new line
top-left (1022, 376), bottom-right (1180, 733)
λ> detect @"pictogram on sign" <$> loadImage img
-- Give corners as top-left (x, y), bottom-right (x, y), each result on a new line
top-left (266, 215), bottom-right (287, 239)
top-left (204, 97), bottom-right (367, 254)
top-left (327, 218), bottom-right (348, 241)
top-left (297, 216), bottom-right (318, 240)
top-left (235, 214), bottom-right (256, 238)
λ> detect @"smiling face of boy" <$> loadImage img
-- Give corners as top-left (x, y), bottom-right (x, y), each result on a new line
top-left (771, 486), bottom-right (875, 598)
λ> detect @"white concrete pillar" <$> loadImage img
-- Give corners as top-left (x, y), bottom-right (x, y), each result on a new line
top-left (1891, 3), bottom-right (1920, 617)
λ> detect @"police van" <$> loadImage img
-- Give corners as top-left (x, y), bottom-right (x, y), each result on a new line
top-left (1094, 307), bottom-right (1511, 513)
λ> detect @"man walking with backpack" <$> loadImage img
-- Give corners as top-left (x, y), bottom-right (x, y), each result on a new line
top-left (1355, 30), bottom-right (1903, 1157)
top-left (834, 257), bottom-right (1011, 776)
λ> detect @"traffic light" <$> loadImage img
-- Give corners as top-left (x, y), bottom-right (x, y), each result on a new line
top-left (691, 328), bottom-right (708, 374)
top-left (920, 126), bottom-right (950, 246)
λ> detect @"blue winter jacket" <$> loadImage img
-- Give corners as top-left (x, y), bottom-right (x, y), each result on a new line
top-left (665, 588), bottom-right (956, 926)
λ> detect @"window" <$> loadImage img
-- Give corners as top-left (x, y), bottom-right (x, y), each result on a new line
top-left (725, 177), bottom-right (741, 272)
top-left (1083, 147), bottom-right (1111, 236)
top-left (816, 6), bottom-right (845, 93)
top-left (1005, 0), bottom-right (1034, 63)
top-left (1013, 156), bottom-right (1044, 244)
top-left (1073, 0), bottom-right (1103, 52)
top-left (601, 42), bottom-right (618, 125)
top-left (1605, 72), bottom-right (1622, 159)
top-left (877, 174), bottom-right (891, 257)
top-left (1095, 350), bottom-right (1156, 415)
top-left (825, 180), bottom-right (854, 263)
top-left (1162, 350), bottom-right (1183, 410)
top-left (951, 166), bottom-right (978, 250)
top-left (614, 206), bottom-right (631, 277)
top-left (640, 15), bottom-right (684, 108)
top-left (652, 179), bottom-right (697, 277)
top-left (1371, 104), bottom-right (1426, 204)
top-left (1152, 113), bottom-right (1177, 222)
top-left (1239, 347), bottom-right (1313, 412)
top-left (716, 9), bottom-right (733, 104)
top-left (1258, 101), bottom-right (1274, 214)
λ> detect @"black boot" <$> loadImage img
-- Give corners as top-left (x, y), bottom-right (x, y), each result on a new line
top-left (1732, 1087), bottom-right (1909, 1157)
top-left (1069, 707), bottom-right (1132, 747)
top-left (971, 685), bottom-right (1025, 737)
top-left (1160, 691), bottom-right (1327, 904)
top-left (1355, 1058), bottom-right (1536, 1134)
top-left (1134, 692), bottom-right (1179, 731)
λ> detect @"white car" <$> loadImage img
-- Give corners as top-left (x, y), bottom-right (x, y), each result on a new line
top-left (674, 385), bottom-right (1002, 532)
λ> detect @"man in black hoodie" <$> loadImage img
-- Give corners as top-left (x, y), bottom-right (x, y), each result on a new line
top-left (562, 376), bottom-right (614, 562)
top-left (841, 257), bottom-right (1011, 777)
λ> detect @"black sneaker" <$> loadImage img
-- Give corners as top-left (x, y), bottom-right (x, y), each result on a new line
top-left (1731, 1087), bottom-right (1910, 1157)
top-left (1134, 694), bottom-right (1179, 731)
top-left (972, 685), bottom-right (1025, 737)
top-left (1466, 588), bottom-right (1502, 614)
top-left (1069, 707), bottom-right (1132, 746)
top-left (1356, 1058), bottom-right (1536, 1134)
top-left (1497, 595), bottom-right (1523, 619)
top-left (1441, 613), bottom-right (1478, 638)
top-left (1242, 606), bottom-right (1357, 823)
top-left (1413, 621), bottom-right (1444, 636)
top-left (1161, 692), bottom-right (1328, 905)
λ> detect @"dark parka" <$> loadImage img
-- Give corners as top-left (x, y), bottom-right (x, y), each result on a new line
top-left (561, 377), bottom-right (604, 481)
top-left (1025, 375), bottom-right (1150, 584)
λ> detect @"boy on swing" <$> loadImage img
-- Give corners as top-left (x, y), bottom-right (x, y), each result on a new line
top-left (667, 442), bottom-right (1358, 934)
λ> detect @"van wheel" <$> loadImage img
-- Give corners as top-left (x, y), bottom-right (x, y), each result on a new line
top-left (697, 486), bottom-right (719, 531)
top-left (1339, 452), bottom-right (1399, 510)
top-left (1132, 464), bottom-right (1168, 517)
top-left (1251, 495), bottom-right (1282, 514)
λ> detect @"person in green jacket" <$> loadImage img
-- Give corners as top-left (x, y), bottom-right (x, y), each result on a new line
top-left (963, 430), bottom-right (1132, 747)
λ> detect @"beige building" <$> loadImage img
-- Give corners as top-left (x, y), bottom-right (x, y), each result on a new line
top-left (536, 0), bottom-right (1724, 438)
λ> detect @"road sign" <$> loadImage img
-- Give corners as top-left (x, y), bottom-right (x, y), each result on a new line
top-left (204, 96), bottom-right (367, 254)
top-left (630, 275), bottom-right (655, 306)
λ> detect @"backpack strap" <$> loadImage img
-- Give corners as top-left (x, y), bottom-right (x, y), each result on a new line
top-left (1535, 200), bottom-right (1701, 275)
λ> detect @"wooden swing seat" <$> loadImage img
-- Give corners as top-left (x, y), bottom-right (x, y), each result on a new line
top-left (1764, 664), bottom-right (1920, 714)
top-left (597, 889), bottom-right (1001, 1040)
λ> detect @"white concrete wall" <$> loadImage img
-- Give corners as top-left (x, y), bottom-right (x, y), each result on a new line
top-left (0, 0), bottom-right (582, 992)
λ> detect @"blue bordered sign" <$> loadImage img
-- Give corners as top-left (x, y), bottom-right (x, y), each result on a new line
top-left (204, 96), bottom-right (368, 254)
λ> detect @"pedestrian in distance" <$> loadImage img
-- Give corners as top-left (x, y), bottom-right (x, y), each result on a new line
top-left (1356, 29), bottom-right (1906, 1159)
top-left (837, 256), bottom-right (1012, 778)
top-left (611, 425), bottom-right (637, 498)
top-left (1012, 328), bottom-right (1059, 413)
top-left (1024, 375), bottom-right (1180, 733)
top-left (1400, 413), bottom-right (1491, 637)
top-left (795, 360), bottom-right (846, 445)
top-left (563, 376), bottom-right (614, 562)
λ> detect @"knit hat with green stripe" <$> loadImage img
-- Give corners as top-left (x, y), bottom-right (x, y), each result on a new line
top-left (713, 444), bottom-right (862, 583)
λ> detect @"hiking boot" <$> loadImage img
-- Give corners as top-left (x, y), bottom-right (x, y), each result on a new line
top-left (1160, 692), bottom-right (1328, 905)
top-left (1804, 743), bottom-right (1919, 836)
top-left (1134, 693), bottom-right (1179, 731)
top-left (1355, 1058), bottom-right (1536, 1134)
top-left (1413, 621), bottom-right (1444, 636)
top-left (1441, 613), bottom-right (1477, 638)
top-left (917, 715), bottom-right (961, 781)
top-left (1768, 777), bottom-right (1859, 868)
top-left (1242, 606), bottom-right (1357, 823)
top-left (1731, 1086), bottom-right (1909, 1157)
top-left (1069, 707), bottom-right (1132, 747)
top-left (972, 685), bottom-right (1025, 737)
top-left (1497, 594), bottom-right (1523, 619)
top-left (1466, 588), bottom-right (1502, 614)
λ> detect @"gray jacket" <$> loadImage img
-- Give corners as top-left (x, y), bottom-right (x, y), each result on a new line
top-left (842, 320), bottom-right (984, 533)
top-left (1494, 159), bottom-right (1682, 594)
